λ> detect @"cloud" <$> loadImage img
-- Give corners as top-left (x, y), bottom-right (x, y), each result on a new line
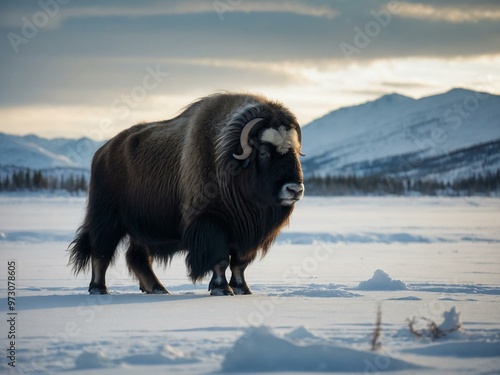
top-left (381, 81), bottom-right (434, 89)
top-left (1, 1), bottom-right (499, 138)
top-left (2, 1), bottom-right (500, 63)
top-left (396, 1), bottom-right (500, 23)
top-left (0, 0), bottom-right (338, 29)
top-left (0, 56), bottom-right (296, 108)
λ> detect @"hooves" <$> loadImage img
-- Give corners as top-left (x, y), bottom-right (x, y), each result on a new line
top-left (88, 283), bottom-right (170, 295)
top-left (88, 283), bottom-right (251, 295)
top-left (208, 275), bottom-right (234, 296)
top-left (139, 283), bottom-right (170, 295)
top-left (88, 283), bottom-right (109, 295)
top-left (209, 279), bottom-right (252, 296)
top-left (210, 286), bottom-right (253, 296)
top-left (210, 286), bottom-right (235, 296)
top-left (230, 278), bottom-right (252, 295)
top-left (231, 286), bottom-right (253, 295)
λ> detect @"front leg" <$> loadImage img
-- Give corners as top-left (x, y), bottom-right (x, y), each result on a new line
top-left (208, 259), bottom-right (234, 296)
top-left (183, 215), bottom-right (233, 296)
top-left (229, 256), bottom-right (252, 295)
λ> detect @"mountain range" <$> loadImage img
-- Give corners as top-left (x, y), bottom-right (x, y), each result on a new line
top-left (1, 88), bottom-right (499, 183)
top-left (0, 133), bottom-right (102, 170)
top-left (301, 88), bottom-right (500, 181)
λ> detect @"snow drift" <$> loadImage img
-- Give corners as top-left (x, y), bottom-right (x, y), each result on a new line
top-left (358, 269), bottom-right (408, 291)
top-left (221, 326), bottom-right (421, 372)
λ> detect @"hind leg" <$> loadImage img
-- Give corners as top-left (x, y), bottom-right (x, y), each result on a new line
top-left (88, 233), bottom-right (123, 294)
top-left (88, 223), bottom-right (124, 294)
top-left (126, 241), bottom-right (169, 294)
top-left (89, 256), bottom-right (112, 294)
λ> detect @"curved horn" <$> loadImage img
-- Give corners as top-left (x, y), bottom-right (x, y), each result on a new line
top-left (232, 118), bottom-right (263, 160)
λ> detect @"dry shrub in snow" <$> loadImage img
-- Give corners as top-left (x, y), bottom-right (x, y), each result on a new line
top-left (371, 304), bottom-right (382, 351)
top-left (407, 307), bottom-right (464, 340)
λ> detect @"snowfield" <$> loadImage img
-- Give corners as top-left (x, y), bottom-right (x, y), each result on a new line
top-left (0, 196), bottom-right (499, 374)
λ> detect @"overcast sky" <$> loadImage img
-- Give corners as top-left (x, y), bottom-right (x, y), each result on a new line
top-left (1, 0), bottom-right (499, 139)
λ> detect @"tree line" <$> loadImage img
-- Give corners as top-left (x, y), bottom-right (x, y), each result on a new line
top-left (1, 168), bottom-right (498, 196)
top-left (0, 169), bottom-right (88, 193)
top-left (305, 170), bottom-right (500, 196)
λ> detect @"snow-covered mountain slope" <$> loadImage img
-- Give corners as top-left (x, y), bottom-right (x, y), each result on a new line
top-left (300, 89), bottom-right (500, 181)
top-left (0, 133), bottom-right (102, 169)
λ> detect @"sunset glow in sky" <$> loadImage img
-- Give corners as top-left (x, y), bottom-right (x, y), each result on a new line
top-left (1, 0), bottom-right (499, 139)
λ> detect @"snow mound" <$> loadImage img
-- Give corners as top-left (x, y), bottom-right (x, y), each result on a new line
top-left (404, 341), bottom-right (500, 358)
top-left (74, 345), bottom-right (197, 369)
top-left (439, 307), bottom-right (463, 333)
top-left (221, 326), bottom-right (421, 372)
top-left (388, 296), bottom-right (422, 301)
top-left (277, 283), bottom-right (360, 298)
top-left (358, 270), bottom-right (408, 291)
top-left (284, 326), bottom-right (318, 341)
top-left (74, 351), bottom-right (110, 369)
top-left (0, 230), bottom-right (73, 243)
top-left (277, 232), bottom-right (435, 245)
top-left (121, 344), bottom-right (197, 365)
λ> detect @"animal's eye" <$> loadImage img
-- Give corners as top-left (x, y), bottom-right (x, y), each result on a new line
top-left (259, 146), bottom-right (271, 159)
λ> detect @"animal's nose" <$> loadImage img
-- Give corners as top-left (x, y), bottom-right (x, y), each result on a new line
top-left (286, 183), bottom-right (304, 198)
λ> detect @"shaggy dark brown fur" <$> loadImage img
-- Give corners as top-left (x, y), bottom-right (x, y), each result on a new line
top-left (69, 93), bottom-right (304, 295)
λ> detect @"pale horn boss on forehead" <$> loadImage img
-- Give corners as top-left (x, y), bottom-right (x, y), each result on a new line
top-left (69, 93), bottom-right (304, 298)
top-left (233, 119), bottom-right (302, 160)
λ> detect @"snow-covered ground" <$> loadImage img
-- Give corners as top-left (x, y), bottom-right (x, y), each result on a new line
top-left (0, 196), bottom-right (499, 374)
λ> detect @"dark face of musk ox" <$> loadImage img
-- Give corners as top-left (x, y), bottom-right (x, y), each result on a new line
top-left (254, 143), bottom-right (304, 206)
top-left (246, 126), bottom-right (304, 207)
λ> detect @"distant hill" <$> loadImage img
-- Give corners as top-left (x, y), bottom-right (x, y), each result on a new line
top-left (0, 133), bottom-right (102, 170)
top-left (300, 88), bottom-right (500, 182)
top-left (0, 133), bottom-right (103, 192)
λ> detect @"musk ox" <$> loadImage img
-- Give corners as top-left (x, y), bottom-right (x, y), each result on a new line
top-left (69, 93), bottom-right (304, 295)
